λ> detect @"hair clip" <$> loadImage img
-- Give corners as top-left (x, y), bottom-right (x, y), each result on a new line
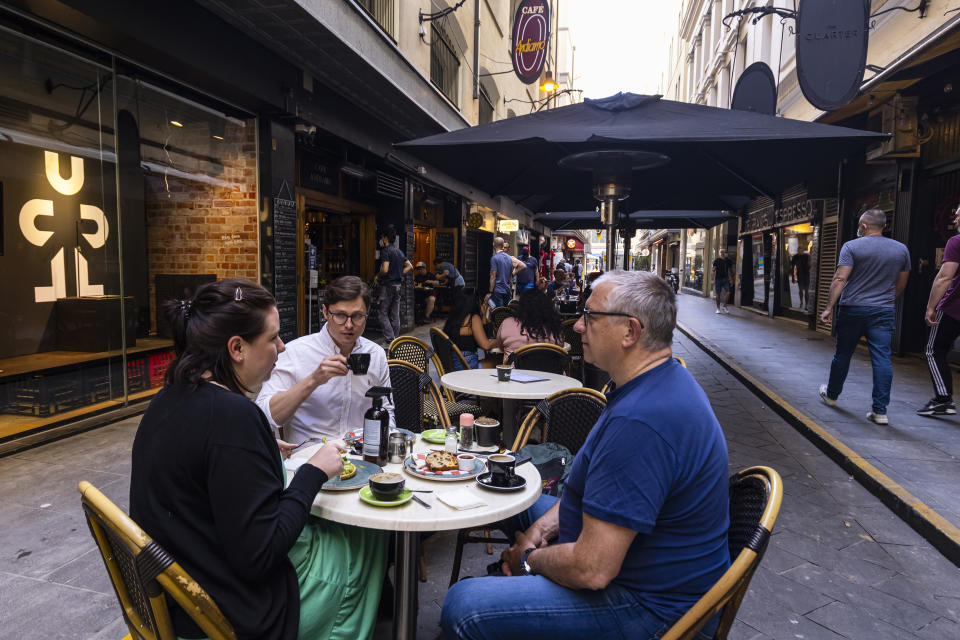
top-left (234, 287), bottom-right (244, 302)
top-left (180, 299), bottom-right (193, 318)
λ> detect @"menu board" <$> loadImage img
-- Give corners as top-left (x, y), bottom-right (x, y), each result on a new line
top-left (435, 230), bottom-right (455, 264)
top-left (464, 229), bottom-right (479, 291)
top-left (273, 181), bottom-right (298, 342)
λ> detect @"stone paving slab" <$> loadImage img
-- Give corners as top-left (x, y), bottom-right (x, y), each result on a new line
top-left (2, 325), bottom-right (960, 638)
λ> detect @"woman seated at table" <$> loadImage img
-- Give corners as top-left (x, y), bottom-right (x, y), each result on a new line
top-left (130, 279), bottom-right (386, 640)
top-left (497, 288), bottom-right (564, 363)
top-left (443, 290), bottom-right (500, 370)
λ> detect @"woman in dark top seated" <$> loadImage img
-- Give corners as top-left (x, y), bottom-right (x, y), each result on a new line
top-left (443, 290), bottom-right (499, 369)
top-left (130, 279), bottom-right (385, 640)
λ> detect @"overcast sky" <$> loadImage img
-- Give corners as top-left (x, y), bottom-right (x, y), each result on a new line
top-left (564, 0), bottom-right (682, 99)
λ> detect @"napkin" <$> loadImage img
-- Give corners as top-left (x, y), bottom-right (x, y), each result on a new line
top-left (437, 488), bottom-right (487, 510)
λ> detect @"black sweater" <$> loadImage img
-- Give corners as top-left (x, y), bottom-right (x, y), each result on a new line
top-left (130, 383), bottom-right (327, 639)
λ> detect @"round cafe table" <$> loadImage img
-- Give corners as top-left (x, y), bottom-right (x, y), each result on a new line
top-left (287, 438), bottom-right (541, 640)
top-left (440, 368), bottom-right (581, 446)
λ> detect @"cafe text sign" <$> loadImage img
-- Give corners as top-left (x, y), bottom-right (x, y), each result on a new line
top-left (511, 0), bottom-right (550, 85)
top-left (796, 0), bottom-right (869, 111)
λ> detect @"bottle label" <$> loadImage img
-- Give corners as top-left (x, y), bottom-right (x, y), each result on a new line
top-left (363, 418), bottom-right (381, 458)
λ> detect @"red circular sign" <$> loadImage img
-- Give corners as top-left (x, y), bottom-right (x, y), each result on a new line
top-left (511, 0), bottom-right (550, 85)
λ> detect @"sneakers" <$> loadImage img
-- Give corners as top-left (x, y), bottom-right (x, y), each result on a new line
top-left (818, 384), bottom-right (837, 407)
top-left (721, 305), bottom-right (729, 314)
top-left (866, 411), bottom-right (888, 425)
top-left (715, 308), bottom-right (722, 314)
top-left (917, 398), bottom-right (957, 417)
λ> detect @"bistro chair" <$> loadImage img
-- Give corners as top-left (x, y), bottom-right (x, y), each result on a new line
top-left (490, 306), bottom-right (515, 336)
top-left (661, 466), bottom-right (783, 640)
top-left (387, 359), bottom-right (452, 432)
top-left (429, 327), bottom-right (473, 401)
top-left (77, 481), bottom-right (236, 640)
top-left (560, 318), bottom-right (583, 381)
top-left (388, 336), bottom-right (434, 374)
top-left (448, 388), bottom-right (606, 586)
top-left (508, 342), bottom-right (570, 376)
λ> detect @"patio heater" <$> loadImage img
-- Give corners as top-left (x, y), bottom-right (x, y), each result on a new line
top-left (559, 150), bottom-right (670, 272)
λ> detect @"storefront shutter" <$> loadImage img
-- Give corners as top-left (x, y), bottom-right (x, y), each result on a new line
top-left (815, 199), bottom-right (839, 334)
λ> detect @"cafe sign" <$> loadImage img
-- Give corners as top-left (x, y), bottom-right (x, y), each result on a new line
top-left (796, 0), bottom-right (869, 111)
top-left (511, 0), bottom-right (550, 85)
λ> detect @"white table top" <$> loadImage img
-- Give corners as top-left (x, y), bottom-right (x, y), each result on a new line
top-left (287, 439), bottom-right (541, 532)
top-left (441, 368), bottom-right (581, 400)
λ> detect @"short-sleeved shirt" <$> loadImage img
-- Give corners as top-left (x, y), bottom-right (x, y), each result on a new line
top-left (936, 235), bottom-right (960, 321)
top-left (837, 235), bottom-right (911, 308)
top-left (712, 257), bottom-right (733, 281)
top-left (380, 245), bottom-right (406, 285)
top-left (558, 359), bottom-right (730, 622)
top-left (437, 261), bottom-right (464, 287)
top-left (490, 252), bottom-right (513, 295)
top-left (791, 253), bottom-right (810, 279)
top-left (516, 256), bottom-right (539, 286)
top-left (414, 272), bottom-right (434, 287)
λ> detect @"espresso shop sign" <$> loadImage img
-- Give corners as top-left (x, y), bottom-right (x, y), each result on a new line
top-left (511, 0), bottom-right (550, 85)
top-left (796, 0), bottom-right (869, 111)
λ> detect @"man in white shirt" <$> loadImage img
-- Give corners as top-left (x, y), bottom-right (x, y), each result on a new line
top-left (256, 276), bottom-right (395, 445)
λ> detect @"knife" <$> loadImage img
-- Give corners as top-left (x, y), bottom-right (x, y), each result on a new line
top-left (411, 494), bottom-right (432, 509)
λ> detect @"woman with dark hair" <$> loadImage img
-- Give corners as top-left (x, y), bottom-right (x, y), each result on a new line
top-left (443, 290), bottom-right (500, 369)
top-left (497, 288), bottom-right (564, 362)
top-left (130, 279), bottom-right (385, 640)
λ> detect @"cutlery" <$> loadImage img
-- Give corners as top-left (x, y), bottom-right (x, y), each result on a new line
top-left (409, 489), bottom-right (433, 493)
top-left (291, 437), bottom-right (323, 453)
top-left (411, 494), bottom-right (432, 509)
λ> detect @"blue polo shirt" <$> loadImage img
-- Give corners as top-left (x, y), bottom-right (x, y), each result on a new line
top-left (491, 252), bottom-right (513, 295)
top-left (558, 358), bottom-right (730, 622)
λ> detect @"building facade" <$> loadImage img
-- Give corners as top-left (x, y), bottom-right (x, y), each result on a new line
top-left (0, 0), bottom-right (574, 449)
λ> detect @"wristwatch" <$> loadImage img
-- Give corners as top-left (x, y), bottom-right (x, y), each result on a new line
top-left (520, 547), bottom-right (537, 576)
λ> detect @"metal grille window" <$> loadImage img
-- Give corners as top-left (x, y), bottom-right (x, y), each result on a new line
top-left (431, 24), bottom-right (459, 106)
top-left (356, 0), bottom-right (395, 39)
top-left (479, 86), bottom-right (493, 124)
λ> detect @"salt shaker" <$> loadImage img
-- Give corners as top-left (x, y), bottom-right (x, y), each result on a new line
top-left (459, 413), bottom-right (474, 451)
top-left (445, 423), bottom-right (458, 454)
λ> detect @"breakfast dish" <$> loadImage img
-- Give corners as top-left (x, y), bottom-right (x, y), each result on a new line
top-left (340, 459), bottom-right (357, 481)
top-left (425, 451), bottom-right (459, 472)
top-left (404, 453), bottom-right (485, 481)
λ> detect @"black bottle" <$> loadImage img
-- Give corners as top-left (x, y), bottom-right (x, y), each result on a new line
top-left (362, 386), bottom-right (392, 466)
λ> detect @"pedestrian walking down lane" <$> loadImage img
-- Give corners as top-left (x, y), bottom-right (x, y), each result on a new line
top-left (712, 249), bottom-right (734, 314)
top-left (920, 204), bottom-right (960, 417)
top-left (818, 209), bottom-right (911, 425)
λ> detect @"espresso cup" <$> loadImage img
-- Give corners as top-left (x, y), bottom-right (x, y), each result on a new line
top-left (487, 453), bottom-right (516, 487)
top-left (496, 365), bottom-right (512, 382)
top-left (347, 352), bottom-right (371, 375)
top-left (368, 472), bottom-right (405, 500)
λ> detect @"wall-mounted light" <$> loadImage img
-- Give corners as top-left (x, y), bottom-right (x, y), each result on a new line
top-left (540, 71), bottom-right (558, 93)
top-left (170, 120), bottom-right (184, 128)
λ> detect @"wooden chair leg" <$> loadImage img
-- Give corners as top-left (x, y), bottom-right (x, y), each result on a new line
top-left (484, 528), bottom-right (493, 555)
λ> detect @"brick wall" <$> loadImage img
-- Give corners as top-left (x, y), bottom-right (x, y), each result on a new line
top-left (145, 121), bottom-right (259, 332)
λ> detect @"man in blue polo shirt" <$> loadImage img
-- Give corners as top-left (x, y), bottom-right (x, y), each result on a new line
top-left (442, 270), bottom-right (730, 640)
top-left (485, 236), bottom-right (525, 308)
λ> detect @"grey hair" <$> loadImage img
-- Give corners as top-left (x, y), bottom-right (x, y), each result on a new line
top-left (493, 236), bottom-right (505, 249)
top-left (593, 270), bottom-right (676, 351)
top-left (860, 208), bottom-right (887, 230)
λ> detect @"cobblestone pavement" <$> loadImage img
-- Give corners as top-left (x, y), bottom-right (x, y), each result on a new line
top-left (1, 321), bottom-right (958, 638)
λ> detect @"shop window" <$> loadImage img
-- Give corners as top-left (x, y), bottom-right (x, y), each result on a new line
top-left (781, 222), bottom-right (815, 313)
top-left (431, 23), bottom-right (460, 106)
top-left (479, 86), bottom-right (494, 125)
top-left (684, 229), bottom-right (706, 290)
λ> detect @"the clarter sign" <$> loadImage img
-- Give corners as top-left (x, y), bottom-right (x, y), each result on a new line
top-left (796, 0), bottom-right (869, 111)
top-left (511, 0), bottom-right (550, 85)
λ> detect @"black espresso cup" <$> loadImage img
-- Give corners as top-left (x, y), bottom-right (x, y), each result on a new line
top-left (487, 453), bottom-right (516, 487)
top-left (347, 352), bottom-right (371, 375)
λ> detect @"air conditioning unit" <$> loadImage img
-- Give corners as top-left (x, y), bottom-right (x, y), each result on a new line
top-left (866, 94), bottom-right (921, 161)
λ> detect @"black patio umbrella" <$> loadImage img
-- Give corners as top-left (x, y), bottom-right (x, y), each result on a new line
top-left (536, 209), bottom-right (736, 231)
top-left (396, 93), bottom-right (883, 268)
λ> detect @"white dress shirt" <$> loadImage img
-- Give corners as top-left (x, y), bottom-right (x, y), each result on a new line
top-left (255, 325), bottom-right (395, 443)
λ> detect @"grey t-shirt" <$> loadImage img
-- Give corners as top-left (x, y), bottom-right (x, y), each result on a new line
top-left (837, 235), bottom-right (911, 307)
top-left (438, 261), bottom-right (464, 287)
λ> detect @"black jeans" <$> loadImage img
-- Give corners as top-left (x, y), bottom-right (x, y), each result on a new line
top-left (924, 310), bottom-right (960, 401)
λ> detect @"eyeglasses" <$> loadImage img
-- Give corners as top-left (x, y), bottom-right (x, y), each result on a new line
top-left (328, 311), bottom-right (368, 325)
top-left (580, 307), bottom-right (643, 329)
top-left (234, 287), bottom-right (244, 302)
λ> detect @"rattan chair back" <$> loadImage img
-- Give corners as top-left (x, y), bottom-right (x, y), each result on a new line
top-left (509, 342), bottom-right (570, 375)
top-left (512, 387), bottom-right (606, 452)
top-left (388, 359), bottom-right (450, 432)
top-left (660, 466), bottom-right (783, 640)
top-left (561, 318), bottom-right (582, 357)
top-left (491, 306), bottom-right (515, 335)
top-left (78, 481), bottom-right (236, 640)
top-left (389, 336), bottom-right (433, 374)
top-left (429, 327), bottom-right (472, 401)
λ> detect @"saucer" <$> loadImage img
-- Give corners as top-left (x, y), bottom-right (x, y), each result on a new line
top-left (359, 486), bottom-right (413, 507)
top-left (476, 471), bottom-right (526, 492)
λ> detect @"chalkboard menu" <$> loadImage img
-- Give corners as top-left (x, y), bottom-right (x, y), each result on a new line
top-left (273, 181), bottom-right (298, 342)
top-left (464, 229), bottom-right (479, 291)
top-left (435, 230), bottom-right (455, 264)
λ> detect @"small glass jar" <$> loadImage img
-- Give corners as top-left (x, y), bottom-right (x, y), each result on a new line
top-left (459, 413), bottom-right (474, 451)
top-left (445, 424), bottom-right (458, 454)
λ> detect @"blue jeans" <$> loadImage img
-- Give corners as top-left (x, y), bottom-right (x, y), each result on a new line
top-left (441, 495), bottom-right (717, 640)
top-left (826, 305), bottom-right (895, 414)
top-left (489, 291), bottom-right (511, 309)
top-left (453, 350), bottom-right (480, 370)
top-left (378, 284), bottom-right (402, 342)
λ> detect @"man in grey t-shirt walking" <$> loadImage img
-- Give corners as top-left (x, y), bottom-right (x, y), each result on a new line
top-left (819, 209), bottom-right (911, 425)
